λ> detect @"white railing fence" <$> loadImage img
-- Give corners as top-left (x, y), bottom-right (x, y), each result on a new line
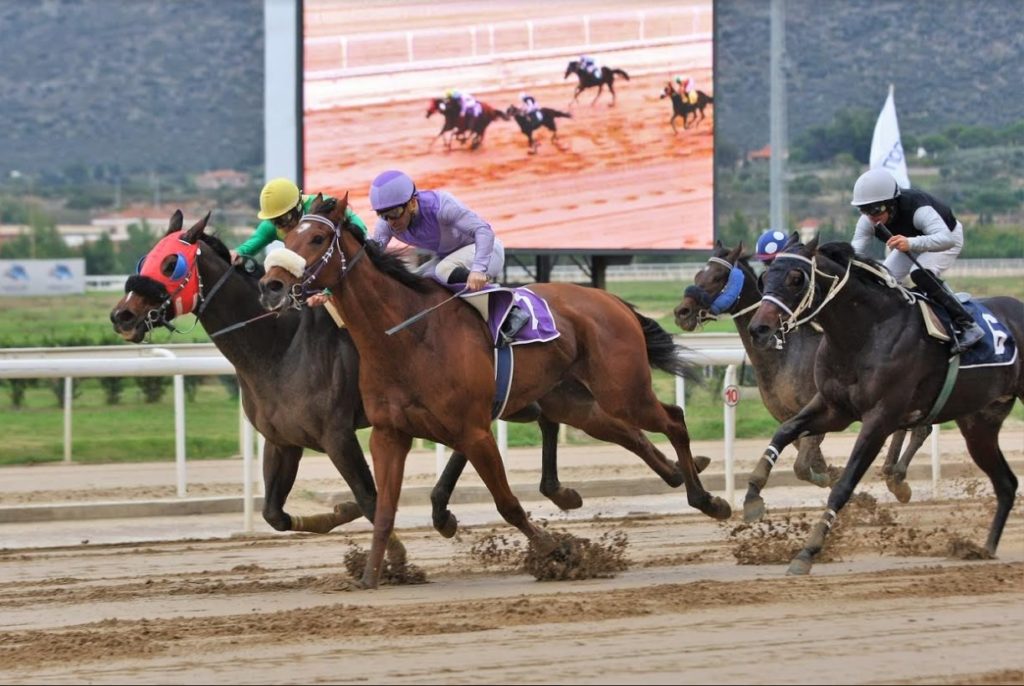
top-left (0, 335), bottom-right (948, 531)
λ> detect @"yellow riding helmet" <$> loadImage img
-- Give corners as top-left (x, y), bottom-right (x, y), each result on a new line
top-left (257, 178), bottom-right (301, 220)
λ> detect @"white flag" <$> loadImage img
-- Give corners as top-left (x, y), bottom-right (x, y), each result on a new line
top-left (870, 84), bottom-right (911, 188)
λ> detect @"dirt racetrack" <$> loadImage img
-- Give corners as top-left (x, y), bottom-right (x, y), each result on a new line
top-left (2, 483), bottom-right (1022, 684)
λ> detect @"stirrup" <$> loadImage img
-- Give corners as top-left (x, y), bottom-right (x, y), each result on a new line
top-left (951, 322), bottom-right (984, 355)
top-left (499, 308), bottom-right (530, 347)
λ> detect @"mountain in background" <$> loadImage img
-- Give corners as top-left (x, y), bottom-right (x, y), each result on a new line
top-left (0, 0), bottom-right (1021, 177)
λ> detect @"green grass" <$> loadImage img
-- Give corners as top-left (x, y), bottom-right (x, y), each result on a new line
top-left (1, 275), bottom-right (1022, 465)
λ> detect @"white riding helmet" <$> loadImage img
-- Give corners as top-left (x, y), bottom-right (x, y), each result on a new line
top-left (851, 168), bottom-right (901, 206)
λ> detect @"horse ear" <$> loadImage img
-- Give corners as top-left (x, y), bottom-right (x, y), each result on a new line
top-left (167, 210), bottom-right (184, 235)
top-left (805, 235), bottom-right (820, 254)
top-left (729, 242), bottom-right (744, 262)
top-left (182, 211), bottom-right (211, 244)
top-left (328, 192), bottom-right (349, 223)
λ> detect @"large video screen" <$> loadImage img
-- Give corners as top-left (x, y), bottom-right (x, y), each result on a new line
top-left (301, 0), bottom-right (714, 253)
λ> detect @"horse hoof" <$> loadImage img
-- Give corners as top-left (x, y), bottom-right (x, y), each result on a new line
top-left (827, 465), bottom-right (843, 486)
top-left (743, 496), bottom-right (766, 523)
top-left (694, 455), bottom-right (711, 474)
top-left (706, 495), bottom-right (732, 521)
top-left (435, 512), bottom-right (458, 539)
top-left (333, 501), bottom-right (363, 525)
top-left (550, 487), bottom-right (583, 511)
top-left (787, 556), bottom-right (812, 576)
top-left (807, 469), bottom-right (832, 489)
top-left (887, 478), bottom-right (912, 504)
top-left (353, 575), bottom-right (378, 590)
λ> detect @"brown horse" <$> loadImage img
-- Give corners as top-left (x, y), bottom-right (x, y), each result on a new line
top-left (259, 195), bottom-right (730, 588)
top-left (425, 97), bottom-right (508, 151)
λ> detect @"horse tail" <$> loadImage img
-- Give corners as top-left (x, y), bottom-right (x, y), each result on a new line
top-left (550, 109), bottom-right (572, 119)
top-left (613, 69), bottom-right (630, 81)
top-left (618, 299), bottom-right (700, 382)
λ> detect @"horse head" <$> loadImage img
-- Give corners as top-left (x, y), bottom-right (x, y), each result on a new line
top-left (564, 60), bottom-right (578, 79)
top-left (259, 193), bottom-right (353, 313)
top-left (425, 98), bottom-right (443, 118)
top-left (748, 233), bottom-right (818, 349)
top-left (109, 210), bottom-right (218, 342)
top-left (674, 240), bottom-right (746, 331)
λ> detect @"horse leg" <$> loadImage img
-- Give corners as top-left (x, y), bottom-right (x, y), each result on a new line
top-left (956, 401), bottom-right (1018, 555)
top-left (607, 82), bottom-right (616, 107)
top-left (670, 114), bottom-right (678, 134)
top-left (590, 85), bottom-right (604, 106)
top-left (261, 443), bottom-right (302, 532)
top-left (300, 431), bottom-right (378, 534)
top-left (460, 428), bottom-right (556, 555)
top-left (788, 420), bottom-right (891, 576)
top-left (792, 434), bottom-right (837, 488)
top-left (746, 395), bottom-right (852, 522)
top-left (527, 130), bottom-right (537, 154)
top-left (885, 424), bottom-right (932, 503)
top-left (537, 414), bottom-right (582, 510)
top-left (357, 428), bottom-right (412, 590)
top-left (430, 450), bottom-right (467, 538)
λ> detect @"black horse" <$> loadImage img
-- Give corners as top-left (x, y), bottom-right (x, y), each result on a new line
top-left (674, 240), bottom-right (931, 517)
top-left (506, 105), bottom-right (572, 154)
top-left (564, 60), bottom-right (630, 107)
top-left (660, 84), bottom-right (714, 133)
top-left (749, 237), bottom-right (1022, 575)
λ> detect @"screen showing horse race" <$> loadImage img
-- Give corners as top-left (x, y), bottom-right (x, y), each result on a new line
top-left (300, 0), bottom-right (714, 253)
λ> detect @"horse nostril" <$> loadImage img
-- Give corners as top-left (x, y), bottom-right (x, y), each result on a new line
top-left (111, 309), bottom-right (132, 325)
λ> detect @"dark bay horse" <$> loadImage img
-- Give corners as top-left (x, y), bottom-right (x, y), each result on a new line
top-left (506, 105), bottom-right (572, 154)
top-left (259, 195), bottom-right (730, 588)
top-left (109, 211), bottom-right (404, 563)
top-left (425, 97), bottom-right (508, 151)
top-left (674, 240), bottom-right (931, 517)
top-left (564, 60), bottom-right (630, 107)
top-left (660, 84), bottom-right (714, 133)
top-left (748, 237), bottom-right (1022, 575)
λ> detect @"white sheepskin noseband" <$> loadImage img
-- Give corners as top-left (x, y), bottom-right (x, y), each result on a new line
top-left (264, 249), bottom-right (308, 279)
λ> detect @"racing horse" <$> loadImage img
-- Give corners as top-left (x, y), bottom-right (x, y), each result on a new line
top-left (425, 97), bottom-right (508, 151)
top-left (505, 105), bottom-right (572, 154)
top-left (109, 211), bottom-right (697, 546)
top-left (674, 239), bottom-right (931, 518)
top-left (564, 60), bottom-right (630, 107)
top-left (109, 211), bottom-right (415, 563)
top-left (660, 84), bottom-right (714, 133)
top-left (748, 237), bottom-right (1022, 575)
top-left (259, 195), bottom-right (731, 588)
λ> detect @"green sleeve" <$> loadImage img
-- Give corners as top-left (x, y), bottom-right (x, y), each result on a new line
top-left (235, 220), bottom-right (279, 257)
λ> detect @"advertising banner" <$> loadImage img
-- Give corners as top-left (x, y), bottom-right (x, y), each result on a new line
top-left (0, 259), bottom-right (86, 296)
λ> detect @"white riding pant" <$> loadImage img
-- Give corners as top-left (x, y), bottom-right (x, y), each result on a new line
top-left (416, 238), bottom-right (505, 283)
top-left (884, 223), bottom-right (964, 281)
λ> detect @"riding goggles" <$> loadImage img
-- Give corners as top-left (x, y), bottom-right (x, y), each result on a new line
top-left (377, 203), bottom-right (409, 221)
top-left (857, 202), bottom-right (889, 216)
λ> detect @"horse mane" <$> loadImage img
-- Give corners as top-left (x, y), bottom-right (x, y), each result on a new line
top-left (817, 240), bottom-right (898, 291)
top-left (317, 197), bottom-right (435, 295)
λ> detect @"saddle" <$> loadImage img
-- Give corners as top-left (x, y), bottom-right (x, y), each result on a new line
top-left (916, 292), bottom-right (1017, 367)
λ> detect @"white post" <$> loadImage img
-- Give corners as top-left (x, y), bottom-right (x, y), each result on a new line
top-left (339, 36), bottom-right (347, 70)
top-left (63, 377), bottom-right (73, 463)
top-left (435, 441), bottom-right (446, 477)
top-left (583, 15), bottom-right (590, 45)
top-left (675, 374), bottom-right (685, 412)
top-left (526, 21), bottom-right (534, 51)
top-left (723, 365), bottom-right (739, 506)
top-left (469, 26), bottom-right (477, 57)
top-left (930, 423), bottom-right (941, 495)
top-left (637, 12), bottom-right (645, 41)
top-left (488, 24), bottom-right (495, 55)
top-left (151, 348), bottom-right (187, 497)
top-left (406, 31), bottom-right (414, 62)
top-left (497, 419), bottom-right (508, 460)
top-left (242, 389), bottom-right (254, 533)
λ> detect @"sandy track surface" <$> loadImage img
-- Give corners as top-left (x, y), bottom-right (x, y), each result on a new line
top-left (1, 491), bottom-right (1022, 684)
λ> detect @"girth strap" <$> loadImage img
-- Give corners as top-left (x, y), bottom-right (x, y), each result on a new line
top-left (921, 354), bottom-right (960, 426)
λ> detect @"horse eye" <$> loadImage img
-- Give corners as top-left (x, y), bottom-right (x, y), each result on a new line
top-left (161, 255), bottom-right (177, 277)
top-left (311, 234), bottom-right (326, 246)
top-left (788, 270), bottom-right (807, 288)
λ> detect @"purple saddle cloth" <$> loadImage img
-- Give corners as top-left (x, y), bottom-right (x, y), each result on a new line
top-left (439, 282), bottom-right (561, 347)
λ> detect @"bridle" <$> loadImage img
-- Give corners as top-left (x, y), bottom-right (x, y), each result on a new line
top-left (759, 252), bottom-right (852, 335)
top-left (280, 213), bottom-right (366, 307)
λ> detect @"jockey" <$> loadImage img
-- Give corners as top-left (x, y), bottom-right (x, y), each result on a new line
top-left (754, 229), bottom-right (789, 264)
top-left (518, 92), bottom-right (542, 122)
top-left (368, 170), bottom-right (530, 345)
top-left (232, 178), bottom-right (367, 308)
top-left (850, 167), bottom-right (984, 353)
top-left (447, 89), bottom-right (481, 119)
top-left (579, 54), bottom-right (600, 77)
top-left (674, 74), bottom-right (696, 97)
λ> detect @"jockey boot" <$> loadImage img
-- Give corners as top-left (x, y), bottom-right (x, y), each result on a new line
top-left (499, 306), bottom-right (531, 347)
top-left (911, 270), bottom-right (984, 354)
top-left (446, 267), bottom-right (470, 285)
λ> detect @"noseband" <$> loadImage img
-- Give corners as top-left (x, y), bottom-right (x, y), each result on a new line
top-left (761, 253), bottom-right (851, 335)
